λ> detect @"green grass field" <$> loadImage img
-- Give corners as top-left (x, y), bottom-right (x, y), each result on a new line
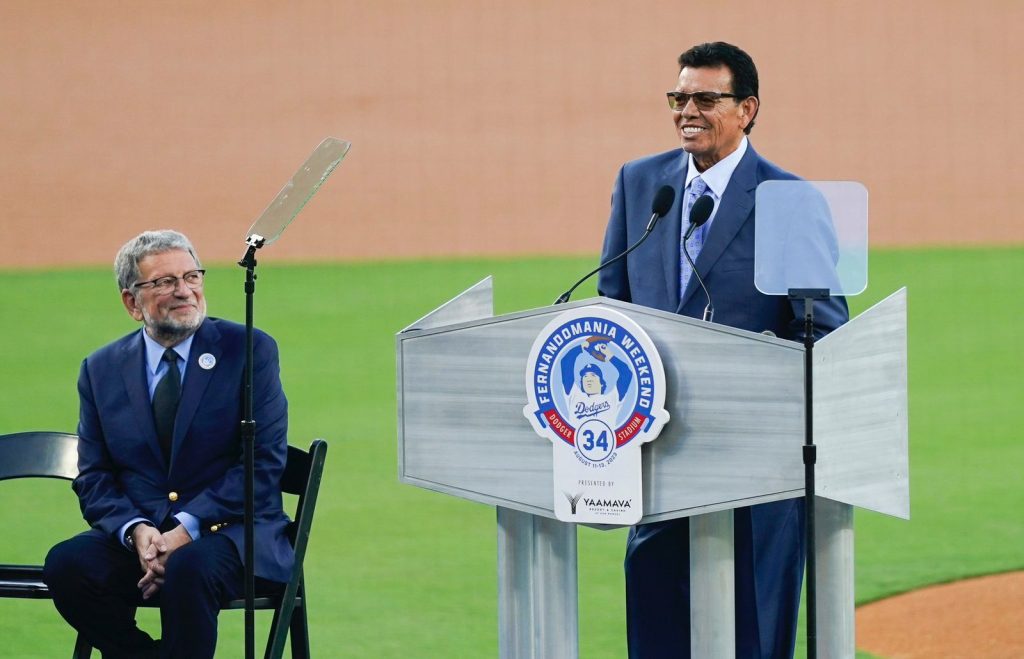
top-left (1, 246), bottom-right (1021, 657)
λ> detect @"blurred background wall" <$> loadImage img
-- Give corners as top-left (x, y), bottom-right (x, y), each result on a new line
top-left (1, 0), bottom-right (1020, 268)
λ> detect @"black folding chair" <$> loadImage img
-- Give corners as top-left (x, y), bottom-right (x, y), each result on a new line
top-left (0, 431), bottom-right (328, 659)
top-left (0, 431), bottom-right (79, 599)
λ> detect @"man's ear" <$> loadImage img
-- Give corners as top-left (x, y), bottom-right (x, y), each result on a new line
top-left (121, 289), bottom-right (144, 322)
top-left (740, 96), bottom-right (759, 131)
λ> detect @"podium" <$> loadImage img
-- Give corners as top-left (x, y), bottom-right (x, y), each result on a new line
top-left (397, 277), bottom-right (908, 658)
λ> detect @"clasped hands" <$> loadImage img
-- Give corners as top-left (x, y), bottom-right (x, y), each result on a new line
top-left (132, 524), bottom-right (192, 599)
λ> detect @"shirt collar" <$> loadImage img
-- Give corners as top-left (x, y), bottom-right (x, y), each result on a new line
top-left (685, 136), bottom-right (748, 198)
top-left (142, 329), bottom-right (195, 375)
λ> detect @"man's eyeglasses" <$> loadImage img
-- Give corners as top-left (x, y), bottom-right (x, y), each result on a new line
top-left (666, 91), bottom-right (741, 111)
top-left (133, 269), bottom-right (206, 294)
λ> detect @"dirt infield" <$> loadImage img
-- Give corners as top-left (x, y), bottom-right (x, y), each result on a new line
top-left (856, 571), bottom-right (1024, 658)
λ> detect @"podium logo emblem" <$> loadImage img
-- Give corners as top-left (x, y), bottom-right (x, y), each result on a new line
top-left (523, 307), bottom-right (669, 524)
top-left (563, 491), bottom-right (583, 515)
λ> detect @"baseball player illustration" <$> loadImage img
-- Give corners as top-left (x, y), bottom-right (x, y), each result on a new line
top-left (560, 336), bottom-right (633, 428)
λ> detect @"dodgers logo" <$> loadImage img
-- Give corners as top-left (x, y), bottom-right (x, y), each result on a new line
top-left (523, 307), bottom-right (670, 469)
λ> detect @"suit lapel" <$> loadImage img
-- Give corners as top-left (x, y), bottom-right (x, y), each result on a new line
top-left (677, 146), bottom-right (759, 312)
top-left (119, 332), bottom-right (167, 468)
top-left (659, 153), bottom-right (687, 304)
top-left (170, 319), bottom-right (221, 467)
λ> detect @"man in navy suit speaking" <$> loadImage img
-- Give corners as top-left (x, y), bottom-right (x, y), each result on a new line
top-left (598, 43), bottom-right (849, 657)
top-left (44, 230), bottom-right (292, 658)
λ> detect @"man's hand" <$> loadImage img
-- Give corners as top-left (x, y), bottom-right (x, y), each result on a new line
top-left (136, 524), bottom-right (192, 599)
top-left (132, 524), bottom-right (165, 573)
top-left (132, 525), bottom-right (166, 599)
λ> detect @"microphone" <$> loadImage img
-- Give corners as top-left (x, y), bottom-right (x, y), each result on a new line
top-left (646, 185), bottom-right (677, 230)
top-left (683, 194), bottom-right (714, 240)
top-left (682, 194), bottom-right (716, 322)
top-left (555, 185), bottom-right (675, 304)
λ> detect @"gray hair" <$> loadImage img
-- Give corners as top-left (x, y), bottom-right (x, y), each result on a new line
top-left (114, 230), bottom-right (202, 291)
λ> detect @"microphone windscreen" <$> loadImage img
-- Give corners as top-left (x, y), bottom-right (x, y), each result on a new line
top-left (689, 195), bottom-right (715, 227)
top-left (651, 185), bottom-right (676, 217)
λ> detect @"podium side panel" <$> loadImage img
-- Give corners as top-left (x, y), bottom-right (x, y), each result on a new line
top-left (815, 288), bottom-right (910, 519)
top-left (401, 276), bottom-right (493, 332)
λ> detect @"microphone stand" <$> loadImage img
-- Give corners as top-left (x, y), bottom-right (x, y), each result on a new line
top-left (681, 195), bottom-right (714, 322)
top-left (555, 213), bottom-right (663, 305)
top-left (681, 241), bottom-right (714, 322)
top-left (238, 233), bottom-right (265, 659)
top-left (789, 286), bottom-right (830, 659)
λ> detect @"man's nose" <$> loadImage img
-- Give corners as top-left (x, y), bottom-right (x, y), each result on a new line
top-left (171, 277), bottom-right (192, 295)
top-left (679, 98), bottom-right (701, 117)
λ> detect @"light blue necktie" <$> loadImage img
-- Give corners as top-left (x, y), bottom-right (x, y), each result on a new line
top-left (680, 176), bottom-right (709, 298)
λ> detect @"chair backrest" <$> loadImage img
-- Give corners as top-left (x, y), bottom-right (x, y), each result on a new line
top-left (258, 439), bottom-right (328, 657)
top-left (0, 432), bottom-right (78, 482)
top-left (281, 439), bottom-right (328, 558)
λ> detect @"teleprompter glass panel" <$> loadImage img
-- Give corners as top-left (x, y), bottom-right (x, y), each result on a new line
top-left (754, 180), bottom-right (868, 297)
top-left (245, 137), bottom-right (351, 247)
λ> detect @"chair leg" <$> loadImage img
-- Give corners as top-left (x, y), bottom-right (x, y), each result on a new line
top-left (289, 602), bottom-right (310, 659)
top-left (72, 633), bottom-right (92, 659)
top-left (265, 598), bottom-right (309, 659)
top-left (264, 603), bottom-right (286, 659)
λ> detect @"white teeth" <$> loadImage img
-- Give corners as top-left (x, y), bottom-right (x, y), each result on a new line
top-left (682, 127), bottom-right (704, 134)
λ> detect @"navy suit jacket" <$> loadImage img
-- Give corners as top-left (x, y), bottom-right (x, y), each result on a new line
top-left (598, 144), bottom-right (848, 338)
top-left (73, 317), bottom-right (294, 583)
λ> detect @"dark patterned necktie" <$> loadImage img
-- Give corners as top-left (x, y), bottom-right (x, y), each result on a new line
top-left (152, 348), bottom-right (181, 463)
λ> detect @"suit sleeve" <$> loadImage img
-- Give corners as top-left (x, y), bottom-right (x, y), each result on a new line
top-left (789, 296), bottom-right (849, 340)
top-left (597, 165), bottom-right (632, 303)
top-left (782, 187), bottom-right (851, 338)
top-left (181, 332), bottom-right (288, 524)
top-left (73, 359), bottom-right (144, 538)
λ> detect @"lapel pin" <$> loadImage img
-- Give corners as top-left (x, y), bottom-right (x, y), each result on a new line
top-left (198, 353), bottom-right (216, 370)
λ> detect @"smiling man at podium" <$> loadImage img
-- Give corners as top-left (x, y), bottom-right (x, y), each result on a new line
top-left (597, 42), bottom-right (849, 658)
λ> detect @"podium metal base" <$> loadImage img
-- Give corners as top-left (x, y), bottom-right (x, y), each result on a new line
top-left (816, 499), bottom-right (855, 657)
top-left (690, 510), bottom-right (736, 657)
top-left (497, 507), bottom-right (578, 659)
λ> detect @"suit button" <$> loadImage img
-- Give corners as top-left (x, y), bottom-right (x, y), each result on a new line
top-left (210, 524), bottom-right (220, 532)
top-left (168, 491), bottom-right (179, 502)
